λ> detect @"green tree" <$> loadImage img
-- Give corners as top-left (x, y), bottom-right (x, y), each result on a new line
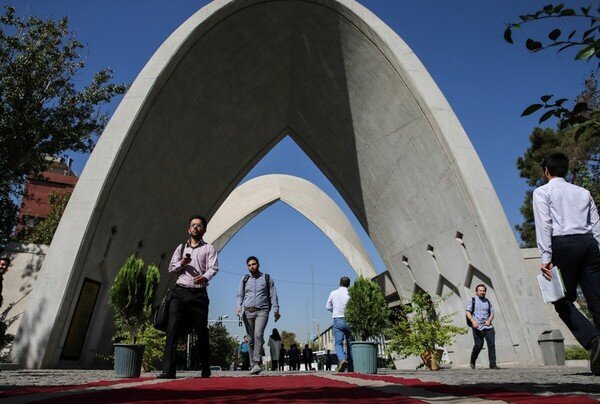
top-left (16, 191), bottom-right (71, 244)
top-left (344, 276), bottom-right (389, 341)
top-left (281, 330), bottom-right (298, 350)
top-left (386, 291), bottom-right (467, 371)
top-left (109, 256), bottom-right (159, 345)
top-left (209, 323), bottom-right (238, 368)
top-left (0, 5), bottom-right (127, 250)
top-left (504, 3), bottom-right (600, 135)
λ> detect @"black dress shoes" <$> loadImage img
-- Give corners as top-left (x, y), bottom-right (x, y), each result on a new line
top-left (470, 363), bottom-right (475, 369)
top-left (156, 373), bottom-right (176, 379)
top-left (201, 369), bottom-right (211, 378)
top-left (590, 336), bottom-right (600, 376)
top-left (489, 364), bottom-right (500, 369)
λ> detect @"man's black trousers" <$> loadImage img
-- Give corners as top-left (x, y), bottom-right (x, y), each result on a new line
top-left (470, 328), bottom-right (496, 367)
top-left (551, 234), bottom-right (600, 349)
top-left (162, 285), bottom-right (210, 376)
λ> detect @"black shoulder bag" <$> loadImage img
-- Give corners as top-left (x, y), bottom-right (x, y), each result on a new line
top-left (153, 243), bottom-right (185, 331)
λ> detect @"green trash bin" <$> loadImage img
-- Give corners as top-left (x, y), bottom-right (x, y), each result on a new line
top-left (350, 341), bottom-right (378, 374)
top-left (114, 344), bottom-right (145, 378)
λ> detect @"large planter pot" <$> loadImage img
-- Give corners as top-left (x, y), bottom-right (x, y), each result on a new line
top-left (114, 344), bottom-right (145, 378)
top-left (420, 349), bottom-right (444, 371)
top-left (350, 341), bottom-right (378, 374)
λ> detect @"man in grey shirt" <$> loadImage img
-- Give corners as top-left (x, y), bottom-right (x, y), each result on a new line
top-left (236, 256), bottom-right (280, 375)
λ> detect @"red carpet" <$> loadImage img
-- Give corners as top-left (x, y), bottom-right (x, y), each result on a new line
top-left (348, 373), bottom-right (598, 403)
top-left (0, 377), bottom-right (153, 398)
top-left (36, 375), bottom-right (422, 403)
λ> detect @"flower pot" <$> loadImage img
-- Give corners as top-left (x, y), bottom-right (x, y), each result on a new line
top-left (114, 344), bottom-right (145, 378)
top-left (420, 349), bottom-right (443, 371)
top-left (350, 341), bottom-right (378, 374)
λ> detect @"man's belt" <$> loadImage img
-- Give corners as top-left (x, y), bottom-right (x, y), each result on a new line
top-left (244, 307), bottom-right (266, 313)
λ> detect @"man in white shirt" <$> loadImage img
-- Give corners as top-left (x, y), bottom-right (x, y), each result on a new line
top-left (326, 277), bottom-right (352, 372)
top-left (533, 152), bottom-right (600, 375)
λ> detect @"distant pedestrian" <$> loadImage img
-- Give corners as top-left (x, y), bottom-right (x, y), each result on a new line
top-left (532, 152), bottom-right (600, 375)
top-left (326, 276), bottom-right (352, 372)
top-left (279, 346), bottom-right (287, 371)
top-left (325, 349), bottom-right (332, 371)
top-left (236, 256), bottom-right (281, 375)
top-left (288, 344), bottom-right (300, 370)
top-left (302, 344), bottom-right (313, 371)
top-left (268, 328), bottom-right (282, 371)
top-left (466, 284), bottom-right (497, 369)
top-left (0, 257), bottom-right (10, 307)
top-left (239, 335), bottom-right (250, 370)
top-left (158, 215), bottom-right (218, 379)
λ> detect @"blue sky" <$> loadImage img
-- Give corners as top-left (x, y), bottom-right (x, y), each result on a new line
top-left (15, 1), bottom-right (593, 343)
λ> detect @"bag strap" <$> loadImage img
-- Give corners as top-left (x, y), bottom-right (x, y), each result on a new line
top-left (470, 297), bottom-right (475, 313)
top-left (162, 242), bottom-right (187, 301)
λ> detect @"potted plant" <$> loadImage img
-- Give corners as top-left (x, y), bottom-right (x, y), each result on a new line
top-left (109, 255), bottom-right (159, 377)
top-left (344, 276), bottom-right (390, 374)
top-left (386, 290), bottom-right (467, 370)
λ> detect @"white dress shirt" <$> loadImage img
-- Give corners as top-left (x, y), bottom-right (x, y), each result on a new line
top-left (326, 286), bottom-right (350, 318)
top-left (533, 177), bottom-right (600, 264)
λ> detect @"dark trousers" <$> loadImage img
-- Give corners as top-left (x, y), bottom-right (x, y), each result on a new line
top-left (271, 359), bottom-right (278, 371)
top-left (551, 234), bottom-right (600, 349)
top-left (470, 327), bottom-right (496, 366)
top-left (162, 286), bottom-right (210, 376)
top-left (240, 351), bottom-right (250, 370)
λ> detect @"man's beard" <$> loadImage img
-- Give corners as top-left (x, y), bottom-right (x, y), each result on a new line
top-left (190, 232), bottom-right (202, 241)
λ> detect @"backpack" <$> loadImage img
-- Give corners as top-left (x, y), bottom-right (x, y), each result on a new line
top-left (466, 297), bottom-right (491, 328)
top-left (242, 273), bottom-right (271, 310)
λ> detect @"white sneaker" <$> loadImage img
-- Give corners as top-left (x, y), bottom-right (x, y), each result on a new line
top-left (249, 364), bottom-right (262, 375)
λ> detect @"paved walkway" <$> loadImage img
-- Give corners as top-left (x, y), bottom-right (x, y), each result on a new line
top-left (0, 368), bottom-right (597, 403)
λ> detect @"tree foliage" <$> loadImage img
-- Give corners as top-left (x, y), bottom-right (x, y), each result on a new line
top-left (344, 277), bottom-right (389, 341)
top-left (109, 256), bottom-right (159, 345)
top-left (15, 191), bottom-right (71, 244)
top-left (386, 291), bottom-right (467, 371)
top-left (209, 323), bottom-right (238, 368)
top-left (0, 5), bottom-right (127, 251)
top-left (504, 3), bottom-right (600, 135)
top-left (281, 330), bottom-right (298, 350)
top-left (113, 316), bottom-right (165, 371)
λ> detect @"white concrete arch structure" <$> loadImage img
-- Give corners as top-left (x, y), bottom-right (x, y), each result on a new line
top-left (204, 174), bottom-right (377, 279)
top-left (14, 0), bottom-right (548, 368)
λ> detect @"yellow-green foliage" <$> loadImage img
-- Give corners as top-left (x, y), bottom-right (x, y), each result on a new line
top-left (387, 291), bottom-right (467, 361)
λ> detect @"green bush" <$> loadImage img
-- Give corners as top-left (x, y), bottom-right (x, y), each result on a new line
top-left (386, 291), bottom-right (467, 370)
top-left (345, 277), bottom-right (390, 341)
top-left (109, 256), bottom-right (160, 345)
top-left (565, 345), bottom-right (590, 360)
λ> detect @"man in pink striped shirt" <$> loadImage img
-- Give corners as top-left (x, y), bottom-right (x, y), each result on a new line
top-left (158, 214), bottom-right (219, 379)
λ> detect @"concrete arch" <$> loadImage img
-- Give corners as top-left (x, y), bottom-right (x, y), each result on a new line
top-left (204, 174), bottom-right (377, 279)
top-left (14, 0), bottom-right (548, 368)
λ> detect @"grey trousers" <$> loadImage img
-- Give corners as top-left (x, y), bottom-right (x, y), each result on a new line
top-left (243, 309), bottom-right (269, 364)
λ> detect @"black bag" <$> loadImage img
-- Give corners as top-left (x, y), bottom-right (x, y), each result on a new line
top-left (153, 243), bottom-right (185, 332)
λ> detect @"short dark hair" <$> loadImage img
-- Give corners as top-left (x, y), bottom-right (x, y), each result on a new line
top-left (475, 284), bottom-right (487, 292)
top-left (188, 214), bottom-right (207, 229)
top-left (340, 276), bottom-right (350, 287)
top-left (246, 256), bottom-right (259, 265)
top-left (0, 256), bottom-right (10, 265)
top-left (542, 153), bottom-right (569, 178)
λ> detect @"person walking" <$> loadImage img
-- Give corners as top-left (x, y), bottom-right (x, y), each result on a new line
top-left (326, 276), bottom-right (352, 372)
top-left (465, 284), bottom-right (497, 369)
top-left (302, 344), bottom-right (313, 371)
top-left (236, 256), bottom-right (281, 375)
top-left (239, 335), bottom-right (251, 371)
top-left (268, 328), bottom-right (282, 371)
top-left (288, 344), bottom-right (300, 371)
top-left (158, 215), bottom-right (219, 379)
top-left (279, 346), bottom-right (287, 371)
top-left (325, 349), bottom-right (332, 371)
top-left (533, 152), bottom-right (600, 375)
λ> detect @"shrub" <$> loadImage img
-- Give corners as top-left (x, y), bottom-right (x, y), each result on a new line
top-left (565, 345), bottom-right (590, 360)
top-left (386, 291), bottom-right (467, 370)
top-left (345, 277), bottom-right (390, 341)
